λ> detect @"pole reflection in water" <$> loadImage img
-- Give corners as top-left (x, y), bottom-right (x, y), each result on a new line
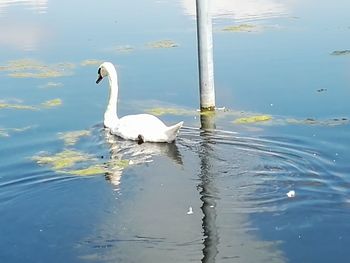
top-left (197, 115), bottom-right (287, 263)
top-left (80, 122), bottom-right (287, 262)
top-left (199, 114), bottom-right (219, 263)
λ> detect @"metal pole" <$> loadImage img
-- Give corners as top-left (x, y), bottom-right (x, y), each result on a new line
top-left (196, 0), bottom-right (215, 111)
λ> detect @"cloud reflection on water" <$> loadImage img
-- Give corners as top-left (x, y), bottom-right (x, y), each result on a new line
top-left (0, 22), bottom-right (49, 51)
top-left (180, 0), bottom-right (290, 20)
top-left (0, 0), bottom-right (47, 14)
top-left (0, 0), bottom-right (48, 51)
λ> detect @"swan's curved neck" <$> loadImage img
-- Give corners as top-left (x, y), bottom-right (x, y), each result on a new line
top-left (104, 69), bottom-right (119, 128)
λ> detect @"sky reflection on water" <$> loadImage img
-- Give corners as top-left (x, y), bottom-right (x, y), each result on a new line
top-left (180, 0), bottom-right (290, 20)
top-left (0, 0), bottom-right (350, 262)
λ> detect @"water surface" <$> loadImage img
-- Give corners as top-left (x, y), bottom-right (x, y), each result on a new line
top-left (0, 0), bottom-right (350, 262)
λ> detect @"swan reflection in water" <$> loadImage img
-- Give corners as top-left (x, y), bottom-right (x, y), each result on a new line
top-left (101, 127), bottom-right (183, 187)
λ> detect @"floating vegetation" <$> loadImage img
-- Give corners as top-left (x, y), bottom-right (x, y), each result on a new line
top-left (233, 116), bottom-right (349, 127)
top-left (222, 24), bottom-right (258, 32)
top-left (0, 98), bottom-right (63, 110)
top-left (234, 115), bottom-right (348, 126)
top-left (80, 59), bottom-right (104, 66)
top-left (145, 106), bottom-right (243, 120)
top-left (39, 82), bottom-right (63, 89)
top-left (0, 59), bottom-right (42, 71)
top-left (114, 45), bottom-right (134, 53)
top-left (32, 149), bottom-right (94, 170)
top-left (67, 165), bottom-right (106, 176)
top-left (234, 115), bottom-right (272, 124)
top-left (331, 50), bottom-right (350, 56)
top-left (0, 101), bottom-right (37, 110)
top-left (287, 118), bottom-right (318, 125)
top-left (58, 130), bottom-right (91, 146)
top-left (147, 40), bottom-right (178, 49)
top-left (0, 126), bottom-right (33, 138)
top-left (70, 160), bottom-right (130, 176)
top-left (32, 149), bottom-right (131, 178)
top-left (146, 103), bottom-right (349, 128)
top-left (146, 107), bottom-right (194, 116)
top-left (9, 71), bottom-right (62, 78)
top-left (41, 98), bottom-right (62, 108)
top-left (287, 117), bottom-right (349, 126)
top-left (0, 59), bottom-right (75, 78)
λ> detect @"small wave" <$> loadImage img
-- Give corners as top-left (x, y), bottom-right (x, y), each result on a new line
top-left (178, 127), bottom-right (350, 214)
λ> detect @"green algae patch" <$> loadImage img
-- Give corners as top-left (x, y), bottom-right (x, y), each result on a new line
top-left (145, 106), bottom-right (245, 121)
top-left (80, 59), bottom-right (104, 66)
top-left (146, 107), bottom-right (195, 116)
top-left (32, 149), bottom-right (94, 170)
top-left (41, 98), bottom-right (62, 108)
top-left (58, 130), bottom-right (91, 146)
top-left (331, 50), bottom-right (350, 56)
top-left (32, 148), bottom-right (132, 178)
top-left (222, 24), bottom-right (257, 32)
top-left (0, 98), bottom-right (63, 111)
top-left (234, 115), bottom-right (272, 124)
top-left (68, 165), bottom-right (106, 176)
top-left (0, 126), bottom-right (33, 138)
top-left (39, 82), bottom-right (63, 89)
top-left (147, 40), bottom-right (178, 49)
top-left (0, 59), bottom-right (75, 79)
top-left (0, 59), bottom-right (43, 71)
top-left (9, 71), bottom-right (63, 78)
top-left (114, 45), bottom-right (134, 53)
top-left (69, 160), bottom-right (130, 176)
top-left (61, 159), bottom-right (130, 176)
top-left (0, 102), bottom-right (37, 110)
top-left (287, 117), bottom-right (349, 126)
top-left (0, 99), bottom-right (37, 110)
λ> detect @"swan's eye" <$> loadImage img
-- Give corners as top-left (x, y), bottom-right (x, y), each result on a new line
top-left (98, 68), bottom-right (101, 76)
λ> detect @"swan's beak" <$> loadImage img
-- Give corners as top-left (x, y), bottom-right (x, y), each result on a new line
top-left (96, 75), bottom-right (103, 84)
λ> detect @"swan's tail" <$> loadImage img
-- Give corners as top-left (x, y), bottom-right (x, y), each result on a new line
top-left (165, 121), bottom-right (183, 142)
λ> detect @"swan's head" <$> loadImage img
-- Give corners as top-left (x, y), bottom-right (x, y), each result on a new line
top-left (96, 62), bottom-right (116, 84)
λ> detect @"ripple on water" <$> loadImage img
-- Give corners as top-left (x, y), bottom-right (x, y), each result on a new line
top-left (2, 125), bottom-right (348, 218)
top-left (0, 124), bottom-right (186, 209)
top-left (0, 130), bottom-right (99, 208)
top-left (178, 127), bottom-right (350, 215)
top-left (0, 155), bottom-right (83, 209)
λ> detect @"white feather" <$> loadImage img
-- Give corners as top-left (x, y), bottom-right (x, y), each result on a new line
top-left (97, 62), bottom-right (183, 143)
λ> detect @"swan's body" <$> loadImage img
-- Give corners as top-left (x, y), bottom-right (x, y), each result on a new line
top-left (96, 62), bottom-right (183, 143)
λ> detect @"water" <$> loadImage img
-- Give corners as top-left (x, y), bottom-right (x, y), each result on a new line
top-left (1, 0), bottom-right (350, 262)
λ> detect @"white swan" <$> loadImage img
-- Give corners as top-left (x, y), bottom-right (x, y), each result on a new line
top-left (96, 62), bottom-right (183, 143)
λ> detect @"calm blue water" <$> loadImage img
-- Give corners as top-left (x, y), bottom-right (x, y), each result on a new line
top-left (1, 0), bottom-right (350, 262)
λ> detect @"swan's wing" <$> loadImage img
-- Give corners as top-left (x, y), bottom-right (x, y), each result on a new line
top-left (112, 114), bottom-right (168, 141)
top-left (164, 121), bottom-right (183, 142)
